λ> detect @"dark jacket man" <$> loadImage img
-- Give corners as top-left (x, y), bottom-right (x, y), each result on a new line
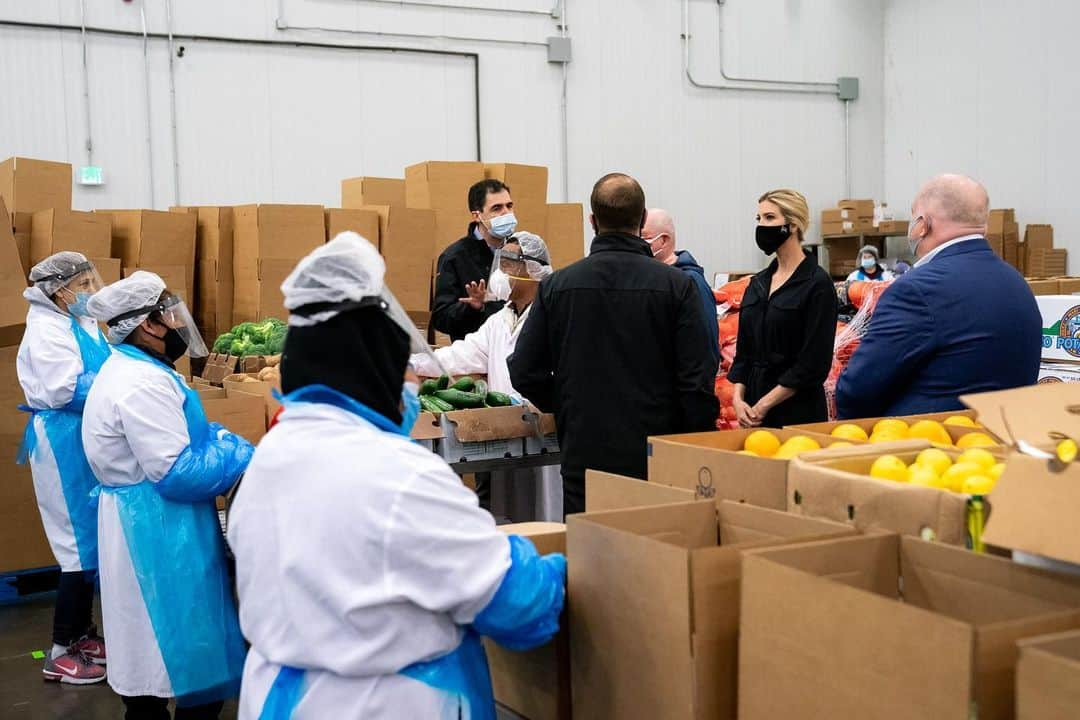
top-left (673, 249), bottom-right (720, 366)
top-left (431, 222), bottom-right (504, 340)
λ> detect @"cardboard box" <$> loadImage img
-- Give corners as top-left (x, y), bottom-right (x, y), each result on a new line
top-left (786, 442), bottom-right (974, 545)
top-left (409, 412), bottom-right (442, 453)
top-left (0, 201), bottom-right (29, 346)
top-left (484, 163), bottom-right (548, 238)
top-left (1025, 223), bottom-right (1054, 253)
top-left (568, 499), bottom-right (853, 720)
top-left (646, 428), bottom-right (850, 508)
top-left (223, 373), bottom-right (282, 426)
top-left (788, 409), bottom-right (983, 438)
top-left (438, 405), bottom-right (534, 462)
top-left (30, 209), bottom-right (111, 266)
top-left (962, 383), bottom-right (1080, 564)
top-left (361, 205), bottom-right (437, 312)
top-left (0, 156), bottom-right (72, 215)
top-left (232, 205), bottom-right (324, 324)
top-left (738, 533), bottom-right (1080, 720)
top-left (170, 207), bottom-right (235, 344)
top-left (1016, 629), bottom-right (1080, 720)
top-left (324, 208), bottom-right (380, 245)
top-left (876, 219), bottom-right (909, 234)
top-left (820, 208), bottom-right (854, 223)
top-left (97, 209), bottom-right (196, 291)
top-left (838, 198), bottom-right (874, 218)
top-left (200, 387), bottom-right (266, 445)
top-left (340, 176), bottom-right (406, 209)
top-left (91, 257), bottom-right (121, 285)
top-left (988, 208), bottom-right (1015, 234)
top-left (485, 522), bottom-right (569, 720)
top-left (1029, 277), bottom-right (1061, 295)
top-left (523, 411), bottom-right (558, 456)
top-left (405, 161), bottom-right (485, 252)
top-left (1036, 295), bottom-right (1080, 362)
top-left (1028, 249), bottom-right (1068, 278)
top-left (544, 203), bottom-right (584, 270)
top-left (585, 470), bottom-right (697, 511)
top-left (1056, 277), bottom-right (1080, 295)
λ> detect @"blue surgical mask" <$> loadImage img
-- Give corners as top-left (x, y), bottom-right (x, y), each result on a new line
top-left (488, 213), bottom-right (518, 240)
top-left (400, 382), bottom-right (421, 435)
top-left (861, 257), bottom-right (876, 270)
top-left (67, 291), bottom-right (93, 317)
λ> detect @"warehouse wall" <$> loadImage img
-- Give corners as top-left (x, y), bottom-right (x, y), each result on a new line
top-left (883, 0), bottom-right (1080, 268)
top-left (0, 0), bottom-right (885, 277)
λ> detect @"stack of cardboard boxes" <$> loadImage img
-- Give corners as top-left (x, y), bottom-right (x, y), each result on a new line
top-left (1026, 223), bottom-right (1067, 277)
top-left (822, 199), bottom-right (909, 278)
top-left (988, 208), bottom-right (1022, 270)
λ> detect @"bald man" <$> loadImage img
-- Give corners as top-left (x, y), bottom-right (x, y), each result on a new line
top-left (836, 174), bottom-right (1040, 418)
top-left (643, 209), bottom-right (719, 365)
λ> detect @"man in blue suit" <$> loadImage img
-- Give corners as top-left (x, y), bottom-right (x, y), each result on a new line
top-left (836, 174), bottom-right (1040, 418)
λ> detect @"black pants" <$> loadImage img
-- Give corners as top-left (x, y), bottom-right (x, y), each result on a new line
top-left (474, 471), bottom-right (491, 511)
top-left (121, 697), bottom-right (224, 720)
top-left (53, 570), bottom-right (96, 647)
top-left (562, 473), bottom-right (585, 518)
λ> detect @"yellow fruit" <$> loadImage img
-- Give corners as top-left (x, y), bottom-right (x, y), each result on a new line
top-left (736, 450), bottom-right (758, 456)
top-left (873, 419), bottom-right (909, 438)
top-left (831, 424), bottom-right (870, 442)
top-left (772, 435), bottom-right (822, 460)
top-left (941, 461), bottom-right (983, 493)
top-left (829, 441), bottom-right (854, 449)
top-left (958, 448), bottom-right (996, 471)
top-left (869, 431), bottom-right (905, 444)
top-left (944, 415), bottom-right (978, 428)
top-left (989, 463), bottom-right (1006, 480)
top-left (908, 465), bottom-right (941, 488)
top-left (744, 430), bottom-right (781, 458)
top-left (961, 475), bottom-right (996, 496)
top-left (1058, 438), bottom-right (1078, 464)
top-left (869, 454), bottom-right (909, 482)
top-left (955, 432), bottom-right (998, 449)
top-left (908, 420), bottom-right (952, 446)
top-left (916, 448), bottom-right (953, 477)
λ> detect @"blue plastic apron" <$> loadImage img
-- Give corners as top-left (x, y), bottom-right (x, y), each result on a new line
top-left (17, 316), bottom-right (111, 571)
top-left (100, 344), bottom-right (247, 707)
top-left (257, 384), bottom-right (496, 720)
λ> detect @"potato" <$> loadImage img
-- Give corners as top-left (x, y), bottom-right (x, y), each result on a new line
top-left (266, 354), bottom-right (282, 367)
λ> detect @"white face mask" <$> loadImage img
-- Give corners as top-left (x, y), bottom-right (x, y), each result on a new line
top-left (488, 269), bottom-right (513, 302)
top-left (486, 213), bottom-right (518, 240)
top-left (642, 234), bottom-right (666, 257)
top-left (908, 215), bottom-right (926, 257)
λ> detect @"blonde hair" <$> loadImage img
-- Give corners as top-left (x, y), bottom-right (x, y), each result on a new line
top-left (758, 189), bottom-right (810, 241)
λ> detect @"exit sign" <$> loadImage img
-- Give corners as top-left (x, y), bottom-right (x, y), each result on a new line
top-left (78, 166), bottom-right (104, 186)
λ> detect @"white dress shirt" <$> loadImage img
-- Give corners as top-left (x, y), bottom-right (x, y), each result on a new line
top-left (914, 234), bottom-right (984, 267)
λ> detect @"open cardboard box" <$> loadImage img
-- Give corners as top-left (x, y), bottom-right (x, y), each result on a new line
top-left (410, 411), bottom-right (442, 452)
top-left (963, 383), bottom-right (1080, 565)
top-left (646, 428), bottom-right (855, 509)
top-left (223, 373), bottom-right (282, 426)
top-left (788, 408), bottom-right (997, 445)
top-left (1016, 628), bottom-right (1080, 720)
top-left (194, 384), bottom-right (266, 445)
top-left (786, 439), bottom-right (993, 546)
top-left (738, 533), bottom-right (1080, 720)
top-left (567, 499), bottom-right (854, 720)
top-left (438, 405), bottom-right (540, 463)
top-left (585, 470), bottom-right (697, 511)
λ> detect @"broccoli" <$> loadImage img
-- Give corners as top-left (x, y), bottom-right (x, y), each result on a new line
top-left (247, 343), bottom-right (269, 356)
top-left (267, 325), bottom-right (288, 355)
top-left (212, 332), bottom-right (236, 354)
top-left (229, 337), bottom-right (252, 357)
top-left (218, 319), bottom-right (287, 357)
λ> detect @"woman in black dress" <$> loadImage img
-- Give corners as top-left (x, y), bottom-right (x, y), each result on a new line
top-left (728, 189), bottom-right (838, 428)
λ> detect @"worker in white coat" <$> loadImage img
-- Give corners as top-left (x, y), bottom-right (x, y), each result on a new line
top-left (81, 271), bottom-right (253, 720)
top-left (16, 252), bottom-right (111, 684)
top-left (411, 232), bottom-right (563, 521)
top-left (227, 232), bottom-right (565, 720)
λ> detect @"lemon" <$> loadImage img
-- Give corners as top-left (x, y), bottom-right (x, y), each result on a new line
top-left (744, 430), bottom-right (781, 458)
top-left (908, 420), bottom-right (952, 446)
top-left (773, 435), bottom-right (822, 460)
top-left (1057, 438), bottom-right (1078, 464)
top-left (989, 463), bottom-right (1006, 480)
top-left (873, 419), bottom-right (910, 438)
top-left (908, 465), bottom-right (941, 487)
top-left (869, 454), bottom-right (909, 482)
top-left (869, 431), bottom-right (906, 444)
top-left (955, 432), bottom-right (998, 449)
top-left (961, 475), bottom-right (996, 496)
top-left (829, 441), bottom-right (854, 449)
top-left (958, 448), bottom-right (996, 471)
top-left (916, 448), bottom-right (953, 477)
top-left (944, 415), bottom-right (979, 428)
top-left (831, 424), bottom-right (869, 442)
top-left (941, 461), bottom-right (983, 493)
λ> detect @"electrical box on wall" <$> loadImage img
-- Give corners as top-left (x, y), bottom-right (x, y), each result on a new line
top-left (837, 77), bottom-right (859, 101)
top-left (547, 36), bottom-right (572, 64)
top-left (77, 166), bottom-right (104, 186)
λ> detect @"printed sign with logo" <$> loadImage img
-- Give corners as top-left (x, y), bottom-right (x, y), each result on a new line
top-left (1036, 296), bottom-right (1080, 362)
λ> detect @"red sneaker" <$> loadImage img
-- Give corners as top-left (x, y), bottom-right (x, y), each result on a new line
top-left (72, 631), bottom-right (106, 665)
top-left (42, 651), bottom-right (107, 684)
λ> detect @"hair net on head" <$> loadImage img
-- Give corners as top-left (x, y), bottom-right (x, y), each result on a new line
top-left (857, 245), bottom-right (880, 262)
top-left (29, 251), bottom-right (93, 296)
top-left (497, 231), bottom-right (553, 281)
top-left (86, 271), bottom-right (166, 344)
top-left (281, 231), bottom-right (385, 328)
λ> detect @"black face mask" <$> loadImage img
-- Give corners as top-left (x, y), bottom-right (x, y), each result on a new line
top-left (755, 224), bottom-right (791, 255)
top-left (163, 328), bottom-right (188, 362)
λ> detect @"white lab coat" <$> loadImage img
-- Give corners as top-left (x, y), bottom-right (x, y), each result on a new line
top-left (227, 400), bottom-right (512, 719)
top-left (411, 303), bottom-right (563, 521)
top-left (16, 287), bottom-right (106, 571)
top-left (82, 350), bottom-right (192, 698)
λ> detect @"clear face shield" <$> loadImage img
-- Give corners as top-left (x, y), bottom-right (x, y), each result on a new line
top-left (106, 292), bottom-right (209, 358)
top-left (488, 243), bottom-right (550, 303)
top-left (44, 261), bottom-right (105, 316)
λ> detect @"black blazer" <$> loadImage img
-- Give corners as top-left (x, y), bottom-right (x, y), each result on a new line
top-left (728, 253), bottom-right (837, 427)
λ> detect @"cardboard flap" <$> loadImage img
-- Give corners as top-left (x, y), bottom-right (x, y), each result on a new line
top-left (1017, 630), bottom-right (1080, 720)
top-left (443, 405), bottom-right (538, 442)
top-left (717, 500), bottom-right (852, 546)
top-left (496, 522), bottom-right (566, 555)
top-left (409, 412), bottom-right (443, 441)
top-left (572, 501), bottom-right (718, 550)
top-left (962, 383), bottom-right (1080, 446)
top-left (585, 471), bottom-right (696, 512)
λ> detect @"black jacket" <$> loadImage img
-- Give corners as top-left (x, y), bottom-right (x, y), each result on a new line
top-left (431, 224), bottom-right (504, 340)
top-left (509, 232), bottom-right (719, 485)
top-left (727, 253), bottom-right (837, 427)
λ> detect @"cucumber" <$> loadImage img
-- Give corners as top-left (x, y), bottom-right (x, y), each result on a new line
top-left (434, 389), bottom-right (486, 409)
top-left (485, 391), bottom-right (513, 407)
top-left (418, 396), bottom-right (441, 413)
top-left (419, 379), bottom-right (439, 396)
top-left (450, 376), bottom-right (476, 392)
top-left (427, 396), bottom-right (454, 413)
top-left (436, 375), bottom-right (451, 390)
top-left (474, 379), bottom-right (488, 396)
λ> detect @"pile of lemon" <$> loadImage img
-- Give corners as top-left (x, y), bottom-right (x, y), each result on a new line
top-left (867, 447), bottom-right (1004, 495)
top-left (740, 430), bottom-right (822, 459)
top-left (829, 416), bottom-right (998, 449)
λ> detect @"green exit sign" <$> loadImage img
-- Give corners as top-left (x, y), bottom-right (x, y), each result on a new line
top-left (78, 166), bottom-right (104, 186)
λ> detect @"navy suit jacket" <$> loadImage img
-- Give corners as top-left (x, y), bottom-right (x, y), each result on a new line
top-left (836, 238), bottom-right (1041, 418)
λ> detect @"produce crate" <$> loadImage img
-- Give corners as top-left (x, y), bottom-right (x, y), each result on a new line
top-left (438, 406), bottom-right (536, 462)
top-left (523, 412), bottom-right (559, 456)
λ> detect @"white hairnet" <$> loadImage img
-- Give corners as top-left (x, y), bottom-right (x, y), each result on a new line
top-left (857, 244), bottom-right (880, 262)
top-left (86, 270), bottom-right (166, 344)
top-left (281, 231), bottom-right (385, 328)
top-left (29, 251), bottom-right (92, 296)
top-left (499, 231), bottom-right (553, 281)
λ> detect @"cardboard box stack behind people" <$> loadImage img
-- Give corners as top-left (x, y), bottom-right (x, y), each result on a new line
top-left (405, 161), bottom-right (485, 253)
top-left (1016, 629), bottom-right (1080, 720)
top-left (738, 533), bottom-right (1080, 720)
top-left (96, 209), bottom-right (197, 303)
top-left (340, 176), bottom-right (406, 209)
top-left (568, 499), bottom-right (854, 720)
top-left (170, 207), bottom-right (235, 344)
top-left (353, 204), bottom-right (437, 313)
top-left (544, 203), bottom-right (585, 269)
top-left (29, 209), bottom-right (111, 267)
top-left (0, 156), bottom-right (72, 216)
top-left (483, 163), bottom-right (548, 239)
